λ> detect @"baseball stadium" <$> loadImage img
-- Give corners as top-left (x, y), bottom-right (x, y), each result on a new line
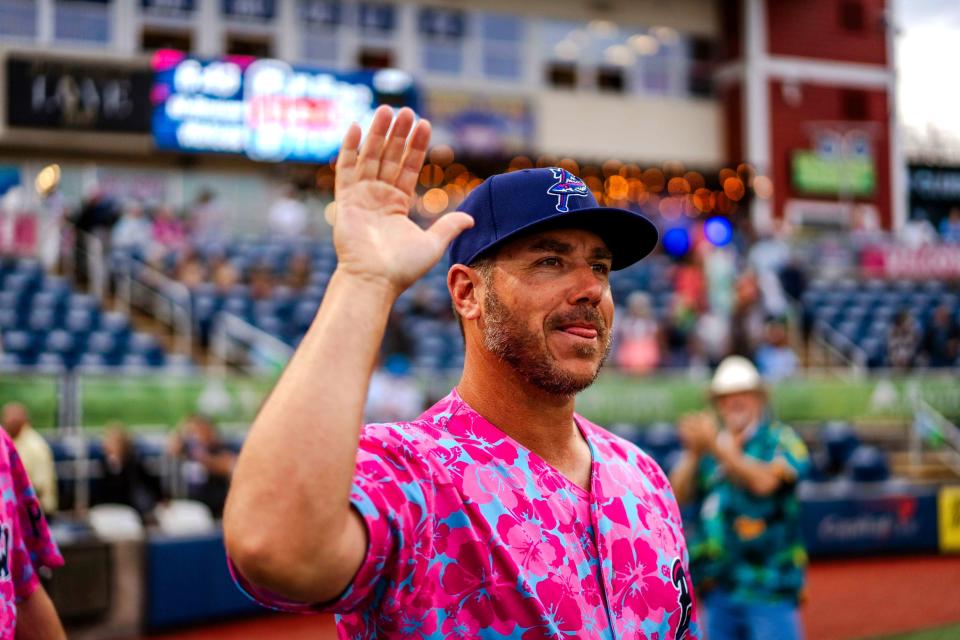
top-left (0, 0), bottom-right (959, 639)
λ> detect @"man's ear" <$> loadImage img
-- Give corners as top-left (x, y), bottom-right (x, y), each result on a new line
top-left (448, 265), bottom-right (483, 322)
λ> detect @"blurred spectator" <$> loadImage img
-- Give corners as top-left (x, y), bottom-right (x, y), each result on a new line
top-left (268, 184), bottom-right (309, 238)
top-left (778, 253), bottom-right (808, 304)
top-left (211, 256), bottom-right (241, 293)
top-left (286, 253), bottom-right (312, 290)
top-left (0, 403), bottom-right (57, 516)
top-left (730, 271), bottom-right (766, 359)
top-left (168, 414), bottom-right (237, 518)
top-left (151, 204), bottom-right (187, 252)
top-left (673, 251), bottom-right (707, 313)
top-left (614, 292), bottom-right (660, 374)
top-left (940, 207), bottom-right (960, 244)
top-left (920, 304), bottom-right (959, 368)
top-left (174, 246), bottom-right (207, 289)
top-left (365, 358), bottom-right (425, 423)
top-left (887, 310), bottom-right (920, 370)
top-left (111, 200), bottom-right (152, 254)
top-left (661, 302), bottom-right (696, 368)
top-left (188, 188), bottom-right (226, 245)
top-left (670, 356), bottom-right (809, 640)
top-left (37, 185), bottom-right (68, 272)
top-left (69, 185), bottom-right (119, 283)
top-left (96, 423), bottom-right (163, 521)
top-left (901, 216), bottom-right (937, 249)
top-left (248, 264), bottom-right (275, 301)
top-left (755, 318), bottom-right (798, 382)
top-left (381, 308), bottom-right (413, 360)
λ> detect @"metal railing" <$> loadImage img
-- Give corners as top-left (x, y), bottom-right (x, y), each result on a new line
top-left (911, 395), bottom-right (960, 477)
top-left (809, 319), bottom-right (868, 376)
top-left (114, 256), bottom-right (193, 356)
top-left (210, 311), bottom-right (293, 375)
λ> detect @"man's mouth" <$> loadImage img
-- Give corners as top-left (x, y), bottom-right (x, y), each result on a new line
top-left (558, 323), bottom-right (599, 339)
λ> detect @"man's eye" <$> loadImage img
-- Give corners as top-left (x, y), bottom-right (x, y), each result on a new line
top-left (592, 263), bottom-right (611, 275)
top-left (540, 257), bottom-right (561, 267)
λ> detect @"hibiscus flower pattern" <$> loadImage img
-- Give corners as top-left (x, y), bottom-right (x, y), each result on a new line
top-left (231, 390), bottom-right (700, 639)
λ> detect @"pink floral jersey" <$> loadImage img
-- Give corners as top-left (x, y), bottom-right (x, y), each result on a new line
top-left (0, 429), bottom-right (64, 638)
top-left (231, 389), bottom-right (700, 639)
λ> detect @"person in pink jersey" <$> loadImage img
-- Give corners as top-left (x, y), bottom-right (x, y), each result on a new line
top-left (0, 429), bottom-right (65, 639)
top-left (225, 106), bottom-right (700, 639)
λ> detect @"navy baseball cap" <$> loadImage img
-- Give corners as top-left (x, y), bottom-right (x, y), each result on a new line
top-left (448, 167), bottom-right (659, 271)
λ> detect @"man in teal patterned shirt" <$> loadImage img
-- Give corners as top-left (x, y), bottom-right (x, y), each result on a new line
top-left (670, 356), bottom-right (809, 640)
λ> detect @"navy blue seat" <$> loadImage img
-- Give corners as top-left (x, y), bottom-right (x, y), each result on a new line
top-left (821, 421), bottom-right (860, 474)
top-left (846, 445), bottom-right (889, 483)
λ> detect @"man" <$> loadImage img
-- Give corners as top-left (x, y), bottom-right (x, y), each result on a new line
top-left (0, 423), bottom-right (66, 638)
top-left (1, 404), bottom-right (57, 516)
top-left (224, 106), bottom-right (699, 639)
top-left (669, 356), bottom-right (808, 640)
top-left (167, 415), bottom-right (236, 519)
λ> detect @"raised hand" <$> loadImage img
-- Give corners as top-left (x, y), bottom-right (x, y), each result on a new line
top-left (332, 105), bottom-right (474, 295)
top-left (677, 411), bottom-right (718, 455)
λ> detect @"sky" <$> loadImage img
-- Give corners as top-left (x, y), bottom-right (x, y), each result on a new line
top-left (895, 0), bottom-right (960, 143)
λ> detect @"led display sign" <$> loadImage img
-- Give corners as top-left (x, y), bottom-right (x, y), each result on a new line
top-left (151, 51), bottom-right (416, 163)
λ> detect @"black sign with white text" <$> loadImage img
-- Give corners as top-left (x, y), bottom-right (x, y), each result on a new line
top-left (5, 56), bottom-right (152, 133)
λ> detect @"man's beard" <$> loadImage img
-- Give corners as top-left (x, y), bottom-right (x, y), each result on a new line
top-left (481, 286), bottom-right (611, 397)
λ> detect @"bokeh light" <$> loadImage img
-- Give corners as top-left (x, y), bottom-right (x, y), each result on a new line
top-left (419, 164), bottom-right (443, 188)
top-left (704, 216), bottom-right (734, 246)
top-left (723, 177), bottom-right (746, 201)
top-left (428, 145), bottom-right (454, 167)
top-left (753, 175), bottom-right (774, 199)
top-left (662, 227), bottom-right (691, 257)
top-left (667, 177), bottom-right (691, 196)
top-left (422, 188), bottom-right (449, 216)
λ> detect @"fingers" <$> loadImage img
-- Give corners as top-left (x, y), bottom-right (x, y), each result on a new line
top-left (426, 211), bottom-right (474, 250)
top-left (377, 108), bottom-right (416, 184)
top-left (395, 119), bottom-right (432, 195)
top-left (334, 123), bottom-right (362, 192)
top-left (356, 105), bottom-right (395, 181)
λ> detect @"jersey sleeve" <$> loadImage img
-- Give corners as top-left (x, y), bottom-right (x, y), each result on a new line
top-left (773, 425), bottom-right (810, 484)
top-left (230, 422), bottom-right (437, 615)
top-left (4, 433), bottom-right (64, 602)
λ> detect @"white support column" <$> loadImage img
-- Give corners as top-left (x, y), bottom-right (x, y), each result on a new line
top-left (275, 0), bottom-right (299, 62)
top-left (886, 9), bottom-right (907, 234)
top-left (114, 0), bottom-right (139, 54)
top-left (196, 0), bottom-right (222, 57)
top-left (37, 0), bottom-right (55, 45)
top-left (743, 0), bottom-right (773, 231)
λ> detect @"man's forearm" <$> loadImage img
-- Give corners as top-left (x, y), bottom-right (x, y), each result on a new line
top-left (16, 585), bottom-right (66, 640)
top-left (224, 269), bottom-right (394, 594)
top-left (715, 447), bottom-right (782, 496)
top-left (668, 451), bottom-right (700, 506)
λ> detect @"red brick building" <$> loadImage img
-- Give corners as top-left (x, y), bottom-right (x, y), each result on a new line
top-left (717, 0), bottom-right (903, 230)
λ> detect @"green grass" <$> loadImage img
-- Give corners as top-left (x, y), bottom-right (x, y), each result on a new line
top-left (869, 623), bottom-right (960, 640)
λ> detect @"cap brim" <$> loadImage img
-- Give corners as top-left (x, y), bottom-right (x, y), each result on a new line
top-left (463, 207), bottom-right (659, 271)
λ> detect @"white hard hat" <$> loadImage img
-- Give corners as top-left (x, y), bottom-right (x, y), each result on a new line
top-left (709, 355), bottom-right (765, 397)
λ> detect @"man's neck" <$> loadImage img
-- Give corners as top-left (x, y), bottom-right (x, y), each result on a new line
top-left (456, 346), bottom-right (590, 482)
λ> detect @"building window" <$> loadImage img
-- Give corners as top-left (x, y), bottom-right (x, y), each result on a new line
top-left (841, 89), bottom-right (869, 120)
top-left (481, 12), bottom-right (524, 81)
top-left (55, 0), bottom-right (111, 44)
top-left (597, 66), bottom-right (625, 93)
top-left (357, 2), bottom-right (395, 35)
top-left (358, 47), bottom-right (394, 69)
top-left (141, 0), bottom-right (195, 19)
top-left (548, 62), bottom-right (577, 89)
top-left (226, 33), bottom-right (273, 57)
top-left (419, 7), bottom-right (466, 75)
top-left (141, 28), bottom-right (193, 53)
top-left (839, 0), bottom-right (865, 32)
top-left (0, 0), bottom-right (37, 39)
top-left (687, 36), bottom-right (716, 98)
top-left (300, 0), bottom-right (341, 64)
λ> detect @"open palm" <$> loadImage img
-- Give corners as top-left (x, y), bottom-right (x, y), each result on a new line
top-left (332, 106), bottom-right (473, 295)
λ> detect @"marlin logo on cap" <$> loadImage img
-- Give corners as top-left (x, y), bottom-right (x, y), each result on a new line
top-left (546, 168), bottom-right (589, 213)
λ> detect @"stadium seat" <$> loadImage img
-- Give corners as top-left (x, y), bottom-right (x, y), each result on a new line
top-left (154, 500), bottom-right (216, 536)
top-left (821, 421), bottom-right (860, 474)
top-left (846, 445), bottom-right (890, 483)
top-left (89, 504), bottom-right (145, 541)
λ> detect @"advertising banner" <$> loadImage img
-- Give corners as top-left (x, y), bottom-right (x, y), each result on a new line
top-left (151, 51), bottom-right (417, 163)
top-left (860, 244), bottom-right (960, 280)
top-left (939, 485), bottom-right (960, 553)
top-left (800, 488), bottom-right (940, 556)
